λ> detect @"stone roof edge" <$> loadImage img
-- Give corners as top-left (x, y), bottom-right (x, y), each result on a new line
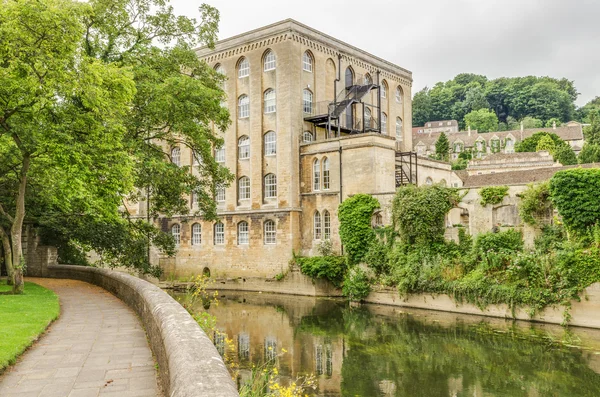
top-left (195, 19), bottom-right (412, 81)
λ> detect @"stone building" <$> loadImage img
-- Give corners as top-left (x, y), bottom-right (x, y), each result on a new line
top-left (415, 120), bottom-right (459, 135)
top-left (156, 19), bottom-right (412, 278)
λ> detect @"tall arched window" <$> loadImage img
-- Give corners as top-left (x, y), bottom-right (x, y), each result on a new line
top-left (263, 50), bottom-right (276, 71)
top-left (302, 51), bottom-right (313, 72)
top-left (191, 223), bottom-right (201, 246)
top-left (214, 222), bottom-right (224, 245)
top-left (264, 89), bottom-right (276, 113)
top-left (171, 224), bottom-right (180, 245)
top-left (381, 112), bottom-right (387, 132)
top-left (425, 177), bottom-right (433, 186)
top-left (264, 173), bottom-right (277, 198)
top-left (303, 131), bottom-right (314, 143)
top-left (238, 176), bottom-right (250, 200)
top-left (303, 89), bottom-right (313, 114)
top-left (322, 158), bottom-right (330, 190)
top-left (191, 190), bottom-right (199, 208)
top-left (214, 64), bottom-right (224, 75)
top-left (216, 185), bottom-right (225, 202)
top-left (238, 136), bottom-right (250, 159)
top-left (237, 221), bottom-right (249, 245)
top-left (345, 67), bottom-right (354, 88)
top-left (381, 80), bottom-right (388, 98)
top-left (364, 73), bottom-right (372, 85)
top-left (396, 117), bottom-right (403, 141)
top-left (238, 95), bottom-right (249, 118)
top-left (323, 210), bottom-right (331, 239)
top-left (264, 220), bottom-right (276, 245)
top-left (238, 57), bottom-right (249, 78)
top-left (171, 147), bottom-right (181, 166)
top-left (264, 131), bottom-right (276, 155)
top-left (314, 211), bottom-right (322, 240)
top-left (313, 159), bottom-right (321, 191)
top-left (396, 86), bottom-right (403, 104)
top-left (364, 108), bottom-right (372, 129)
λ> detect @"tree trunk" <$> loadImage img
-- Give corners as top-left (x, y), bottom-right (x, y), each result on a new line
top-left (11, 154), bottom-right (29, 295)
top-left (0, 228), bottom-right (13, 285)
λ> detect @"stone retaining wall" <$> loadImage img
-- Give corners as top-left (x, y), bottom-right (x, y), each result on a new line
top-left (46, 265), bottom-right (239, 397)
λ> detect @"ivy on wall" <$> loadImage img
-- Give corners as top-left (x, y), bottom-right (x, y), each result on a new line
top-left (479, 186), bottom-right (509, 207)
top-left (518, 182), bottom-right (552, 225)
top-left (338, 194), bottom-right (380, 264)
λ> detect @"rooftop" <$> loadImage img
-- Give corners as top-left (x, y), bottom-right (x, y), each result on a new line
top-left (462, 163), bottom-right (600, 187)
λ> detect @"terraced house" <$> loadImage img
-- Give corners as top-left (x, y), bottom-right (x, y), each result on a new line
top-left (154, 19), bottom-right (413, 278)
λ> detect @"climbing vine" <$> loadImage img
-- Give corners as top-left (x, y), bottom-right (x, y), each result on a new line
top-left (338, 194), bottom-right (380, 264)
top-left (518, 182), bottom-right (552, 225)
top-left (479, 186), bottom-right (509, 207)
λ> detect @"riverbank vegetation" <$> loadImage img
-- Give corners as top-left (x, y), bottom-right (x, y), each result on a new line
top-left (0, 280), bottom-right (59, 370)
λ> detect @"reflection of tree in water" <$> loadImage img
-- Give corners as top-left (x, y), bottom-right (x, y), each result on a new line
top-left (297, 306), bottom-right (600, 397)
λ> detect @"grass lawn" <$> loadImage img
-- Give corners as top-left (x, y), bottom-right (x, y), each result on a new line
top-left (0, 279), bottom-right (60, 371)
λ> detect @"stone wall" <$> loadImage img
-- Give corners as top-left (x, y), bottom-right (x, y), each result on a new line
top-left (45, 265), bottom-right (239, 397)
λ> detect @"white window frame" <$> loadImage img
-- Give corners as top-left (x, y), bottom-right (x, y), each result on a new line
top-left (364, 108), bottom-right (372, 129)
top-left (322, 158), bottom-right (330, 190)
top-left (238, 58), bottom-right (249, 78)
top-left (381, 81), bottom-right (387, 98)
top-left (314, 211), bottom-right (322, 240)
top-left (396, 117), bottom-right (403, 141)
top-left (192, 223), bottom-right (201, 246)
top-left (264, 174), bottom-right (277, 198)
top-left (264, 131), bottom-right (276, 156)
top-left (303, 131), bottom-right (314, 143)
top-left (238, 95), bottom-right (249, 119)
top-left (191, 190), bottom-right (199, 208)
top-left (239, 176), bottom-right (250, 200)
top-left (263, 51), bottom-right (276, 71)
top-left (214, 222), bottom-right (225, 245)
top-left (303, 89), bottom-right (313, 114)
top-left (171, 147), bottom-right (181, 166)
top-left (381, 112), bottom-right (387, 132)
top-left (238, 221), bottom-right (249, 245)
top-left (396, 86), bottom-right (403, 104)
top-left (238, 136), bottom-right (250, 159)
top-left (313, 159), bottom-right (320, 191)
top-left (215, 146), bottom-right (225, 163)
top-left (264, 220), bottom-right (276, 245)
top-left (302, 51), bottom-right (313, 72)
top-left (264, 89), bottom-right (276, 114)
top-left (171, 224), bottom-right (180, 245)
top-left (216, 185), bottom-right (226, 202)
top-left (323, 210), bottom-right (331, 239)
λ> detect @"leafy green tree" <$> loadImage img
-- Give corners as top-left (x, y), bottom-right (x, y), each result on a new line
top-left (520, 116), bottom-right (544, 129)
top-left (553, 144), bottom-right (578, 165)
top-left (545, 118), bottom-right (562, 128)
top-left (576, 96), bottom-right (600, 122)
top-left (435, 132), bottom-right (450, 161)
top-left (464, 109), bottom-right (498, 133)
top-left (516, 132), bottom-right (562, 152)
top-left (412, 87), bottom-right (432, 127)
top-left (536, 135), bottom-right (556, 153)
top-left (515, 132), bottom-right (576, 165)
top-left (578, 144), bottom-right (600, 164)
top-left (578, 110), bottom-right (600, 164)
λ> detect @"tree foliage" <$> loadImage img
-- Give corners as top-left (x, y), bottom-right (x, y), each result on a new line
top-left (338, 194), bottom-right (380, 264)
top-left (579, 110), bottom-right (600, 164)
top-left (464, 109), bottom-right (498, 133)
top-left (434, 132), bottom-right (450, 161)
top-left (479, 186), bottom-right (509, 207)
top-left (518, 182), bottom-right (552, 226)
top-left (515, 132), bottom-right (577, 165)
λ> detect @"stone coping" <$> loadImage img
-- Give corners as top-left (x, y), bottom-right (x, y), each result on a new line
top-left (46, 265), bottom-right (239, 397)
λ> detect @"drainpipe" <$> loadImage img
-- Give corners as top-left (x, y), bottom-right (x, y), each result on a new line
top-left (339, 144), bottom-right (343, 203)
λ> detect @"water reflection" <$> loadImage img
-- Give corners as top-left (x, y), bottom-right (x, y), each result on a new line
top-left (179, 291), bottom-right (600, 396)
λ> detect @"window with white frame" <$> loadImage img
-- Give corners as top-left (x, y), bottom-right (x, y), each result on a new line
top-left (425, 177), bottom-right (433, 186)
top-left (263, 50), bottom-right (276, 71)
top-left (313, 159), bottom-right (320, 191)
top-left (264, 131), bottom-right (276, 155)
top-left (396, 117), bottom-right (403, 141)
top-left (239, 176), bottom-right (250, 200)
top-left (215, 146), bottom-right (225, 163)
top-left (171, 147), bottom-right (181, 166)
top-left (264, 173), bottom-right (277, 198)
top-left (364, 108), bottom-right (372, 129)
top-left (314, 211), bottom-right (322, 240)
top-left (323, 210), bottom-right (331, 239)
top-left (365, 74), bottom-right (372, 85)
top-left (238, 57), bottom-right (249, 78)
top-left (381, 81), bottom-right (387, 98)
top-left (171, 224), bottom-right (180, 245)
top-left (238, 136), bottom-right (250, 159)
top-left (303, 131), bottom-right (314, 143)
top-left (191, 223), bottom-right (201, 246)
top-left (264, 337), bottom-right (277, 361)
top-left (264, 220), bottom-right (276, 244)
top-left (381, 112), bottom-right (387, 132)
top-left (191, 190), bottom-right (199, 208)
top-left (215, 64), bottom-right (224, 75)
top-left (396, 86), bottom-right (403, 104)
top-left (238, 95), bottom-right (249, 118)
top-left (214, 222), bottom-right (224, 245)
top-left (302, 51), bottom-right (313, 72)
top-left (216, 185), bottom-right (226, 202)
top-left (237, 221), bottom-right (249, 245)
top-left (322, 158), bottom-right (330, 190)
top-left (303, 89), bottom-right (313, 114)
top-left (238, 333), bottom-right (250, 360)
top-left (264, 89), bottom-right (276, 113)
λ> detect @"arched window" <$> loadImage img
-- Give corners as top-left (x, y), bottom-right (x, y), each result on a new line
top-left (238, 57), bottom-right (249, 78)
top-left (171, 224), bottom-right (180, 245)
top-left (214, 222), bottom-right (224, 245)
top-left (374, 212), bottom-right (383, 227)
top-left (237, 221), bottom-right (249, 245)
top-left (215, 146), bottom-right (225, 163)
top-left (323, 210), bottom-right (331, 239)
top-left (381, 80), bottom-right (388, 98)
top-left (322, 158), bottom-right (330, 190)
top-left (238, 176), bottom-right (250, 200)
top-left (425, 177), bottom-right (433, 186)
top-left (313, 159), bottom-right (321, 191)
top-left (191, 223), bottom-right (201, 246)
top-left (264, 131), bottom-right (276, 156)
top-left (345, 67), bottom-right (354, 88)
top-left (216, 185), bottom-right (225, 202)
top-left (314, 211), bottom-right (322, 240)
top-left (171, 147), bottom-right (181, 166)
top-left (381, 112), bottom-right (387, 132)
top-left (302, 51), bottom-right (313, 72)
top-left (303, 131), bottom-right (314, 143)
top-left (264, 220), bottom-right (276, 244)
top-left (364, 108), bottom-right (372, 129)
top-left (263, 50), bottom-right (276, 71)
top-left (395, 86), bottom-right (403, 104)
top-left (364, 73), bottom-right (372, 85)
top-left (396, 117), bottom-right (403, 141)
top-left (238, 95), bottom-right (249, 118)
top-left (303, 89), bottom-right (313, 114)
top-left (214, 64), bottom-right (224, 75)
top-left (264, 173), bottom-right (277, 198)
top-left (238, 136), bottom-right (250, 159)
top-left (264, 89), bottom-right (276, 113)
top-left (191, 190), bottom-right (199, 208)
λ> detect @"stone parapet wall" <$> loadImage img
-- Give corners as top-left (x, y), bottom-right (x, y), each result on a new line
top-left (46, 265), bottom-right (239, 397)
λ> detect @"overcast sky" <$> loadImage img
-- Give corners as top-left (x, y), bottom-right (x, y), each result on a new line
top-left (172, 0), bottom-right (600, 106)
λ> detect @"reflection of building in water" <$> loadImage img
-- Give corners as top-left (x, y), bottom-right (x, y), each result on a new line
top-left (213, 331), bottom-right (226, 356)
top-left (378, 379), bottom-right (397, 396)
top-left (314, 343), bottom-right (333, 377)
top-left (238, 332), bottom-right (250, 361)
top-left (264, 336), bottom-right (278, 362)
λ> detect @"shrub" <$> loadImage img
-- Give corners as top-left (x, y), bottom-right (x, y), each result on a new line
top-left (473, 229), bottom-right (523, 254)
top-left (363, 240), bottom-right (391, 275)
top-left (479, 186), bottom-right (509, 207)
top-left (518, 182), bottom-right (552, 225)
top-left (458, 228), bottom-right (473, 254)
top-left (534, 224), bottom-right (566, 253)
top-left (338, 194), bottom-right (380, 264)
top-left (342, 267), bottom-right (371, 302)
top-left (295, 256), bottom-right (347, 287)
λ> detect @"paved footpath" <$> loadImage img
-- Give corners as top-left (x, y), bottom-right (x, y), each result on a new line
top-left (0, 278), bottom-right (162, 397)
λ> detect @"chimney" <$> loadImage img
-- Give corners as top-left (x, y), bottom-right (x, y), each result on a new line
top-left (468, 125), bottom-right (471, 137)
top-left (553, 121), bottom-right (557, 130)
